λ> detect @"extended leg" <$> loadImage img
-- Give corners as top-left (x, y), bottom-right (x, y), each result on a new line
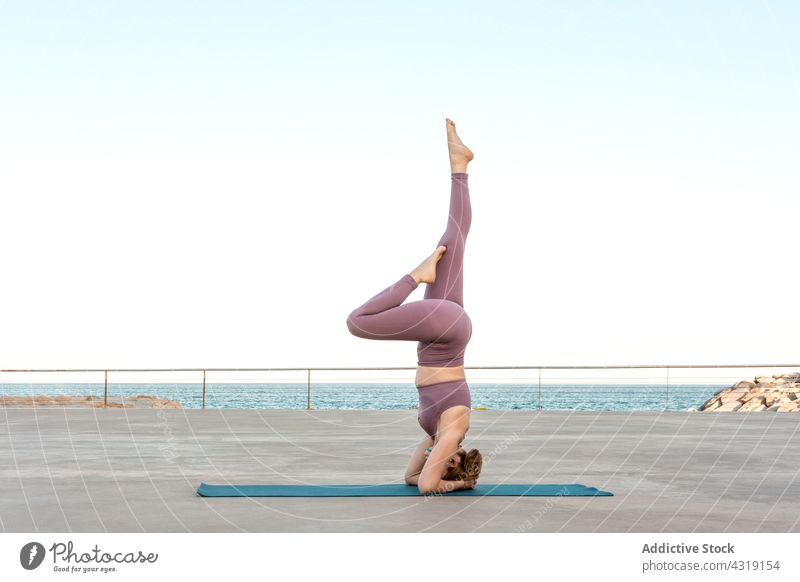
top-left (423, 173), bottom-right (471, 307)
top-left (424, 118), bottom-right (474, 307)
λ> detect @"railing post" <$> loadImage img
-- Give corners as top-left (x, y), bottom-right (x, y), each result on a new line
top-left (202, 369), bottom-right (206, 409)
top-left (665, 366), bottom-right (670, 411)
top-left (307, 369), bottom-right (311, 410)
top-left (537, 367), bottom-right (542, 410)
top-left (104, 370), bottom-right (108, 407)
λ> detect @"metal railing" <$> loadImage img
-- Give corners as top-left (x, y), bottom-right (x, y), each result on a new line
top-left (1, 364), bottom-right (798, 410)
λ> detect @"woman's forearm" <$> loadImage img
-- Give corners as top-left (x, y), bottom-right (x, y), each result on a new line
top-left (422, 479), bottom-right (467, 495)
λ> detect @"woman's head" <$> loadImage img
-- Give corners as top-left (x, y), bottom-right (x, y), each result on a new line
top-left (442, 447), bottom-right (483, 482)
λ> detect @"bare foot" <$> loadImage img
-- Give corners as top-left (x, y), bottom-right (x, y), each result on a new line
top-left (410, 245), bottom-right (447, 285)
top-left (446, 117), bottom-right (474, 172)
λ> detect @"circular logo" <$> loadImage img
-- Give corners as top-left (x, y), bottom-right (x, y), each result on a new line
top-left (20, 542), bottom-right (46, 570)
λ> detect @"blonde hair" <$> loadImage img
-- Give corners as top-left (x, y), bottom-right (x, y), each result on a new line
top-left (443, 448), bottom-right (482, 482)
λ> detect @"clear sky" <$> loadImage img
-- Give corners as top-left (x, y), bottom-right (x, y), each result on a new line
top-left (1, 1), bottom-right (798, 378)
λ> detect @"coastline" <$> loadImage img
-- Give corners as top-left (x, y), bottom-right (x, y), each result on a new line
top-left (698, 373), bottom-right (800, 412)
top-left (0, 394), bottom-right (182, 408)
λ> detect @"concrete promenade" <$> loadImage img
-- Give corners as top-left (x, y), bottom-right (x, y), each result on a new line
top-left (1, 408), bottom-right (798, 532)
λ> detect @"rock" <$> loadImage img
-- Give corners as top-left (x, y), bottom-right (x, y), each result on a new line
top-left (699, 374), bottom-right (800, 412)
top-left (741, 389), bottom-right (762, 403)
top-left (0, 394), bottom-right (182, 409)
top-left (717, 401), bottom-right (743, 412)
top-left (699, 395), bottom-right (721, 409)
top-left (773, 373), bottom-right (800, 382)
top-left (720, 390), bottom-right (747, 403)
top-left (739, 396), bottom-right (766, 411)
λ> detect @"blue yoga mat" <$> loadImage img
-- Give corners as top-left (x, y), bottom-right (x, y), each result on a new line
top-left (197, 482), bottom-right (613, 497)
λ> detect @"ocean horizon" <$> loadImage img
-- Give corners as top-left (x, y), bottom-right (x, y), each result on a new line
top-left (0, 382), bottom-right (729, 411)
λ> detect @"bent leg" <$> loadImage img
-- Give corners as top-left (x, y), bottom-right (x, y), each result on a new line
top-left (346, 274), bottom-right (454, 342)
top-left (424, 173), bottom-right (471, 307)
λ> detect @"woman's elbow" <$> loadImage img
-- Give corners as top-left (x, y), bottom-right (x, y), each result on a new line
top-left (417, 476), bottom-right (438, 495)
top-left (418, 483), bottom-right (437, 495)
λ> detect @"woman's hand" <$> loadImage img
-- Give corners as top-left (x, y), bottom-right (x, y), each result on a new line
top-left (462, 479), bottom-right (477, 490)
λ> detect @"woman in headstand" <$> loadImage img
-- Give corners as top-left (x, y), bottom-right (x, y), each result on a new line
top-left (346, 118), bottom-right (483, 495)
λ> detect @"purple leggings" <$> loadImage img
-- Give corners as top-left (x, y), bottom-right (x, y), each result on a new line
top-left (346, 173), bottom-right (473, 368)
top-left (414, 378), bottom-right (471, 437)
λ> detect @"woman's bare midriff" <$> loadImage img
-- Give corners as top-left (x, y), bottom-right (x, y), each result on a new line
top-left (415, 365), bottom-right (466, 388)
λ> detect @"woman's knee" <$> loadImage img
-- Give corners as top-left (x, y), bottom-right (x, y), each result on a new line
top-left (347, 311), bottom-right (382, 339)
top-left (346, 312), bottom-right (363, 337)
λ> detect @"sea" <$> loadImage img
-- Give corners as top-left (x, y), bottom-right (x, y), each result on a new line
top-left (0, 382), bottom-right (728, 411)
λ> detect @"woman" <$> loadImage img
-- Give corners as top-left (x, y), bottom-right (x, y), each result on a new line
top-left (346, 118), bottom-right (483, 495)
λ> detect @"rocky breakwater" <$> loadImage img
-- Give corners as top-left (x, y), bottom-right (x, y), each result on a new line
top-left (699, 373), bottom-right (800, 412)
top-left (0, 394), bottom-right (182, 409)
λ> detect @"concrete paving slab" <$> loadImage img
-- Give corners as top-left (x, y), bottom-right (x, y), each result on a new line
top-left (1, 409), bottom-right (798, 532)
